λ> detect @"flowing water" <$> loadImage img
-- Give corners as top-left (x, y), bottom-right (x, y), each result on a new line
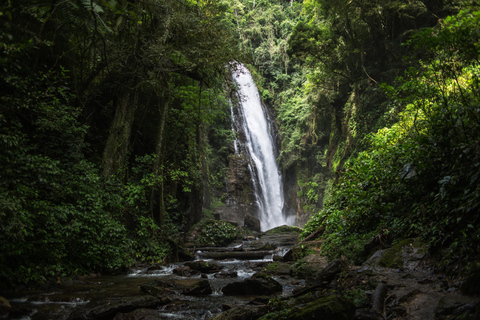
top-left (231, 64), bottom-right (295, 231)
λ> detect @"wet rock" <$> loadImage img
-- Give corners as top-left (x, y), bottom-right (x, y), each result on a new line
top-left (141, 279), bottom-right (212, 296)
top-left (222, 273), bottom-right (282, 296)
top-left (244, 213), bottom-right (261, 232)
top-left (113, 308), bottom-right (162, 320)
top-left (140, 281), bottom-right (174, 297)
top-left (214, 271), bottom-right (238, 278)
top-left (264, 262), bottom-right (292, 276)
top-left (182, 279), bottom-right (212, 296)
top-left (184, 260), bottom-right (223, 273)
top-left (172, 266), bottom-right (200, 277)
top-left (68, 295), bottom-right (165, 320)
top-left (210, 305), bottom-right (268, 320)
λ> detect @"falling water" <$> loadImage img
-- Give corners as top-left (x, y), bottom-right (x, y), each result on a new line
top-left (232, 64), bottom-right (293, 231)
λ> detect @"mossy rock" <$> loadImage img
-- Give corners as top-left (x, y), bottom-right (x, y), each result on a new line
top-left (266, 225), bottom-right (303, 234)
top-left (259, 295), bottom-right (355, 320)
top-left (378, 238), bottom-right (427, 269)
top-left (210, 305), bottom-right (268, 320)
top-left (289, 241), bottom-right (323, 261)
top-left (264, 262), bottom-right (291, 276)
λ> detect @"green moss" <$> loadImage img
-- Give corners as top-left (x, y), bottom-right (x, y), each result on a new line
top-left (268, 295), bottom-right (356, 320)
top-left (378, 238), bottom-right (414, 268)
top-left (266, 225), bottom-right (303, 234)
top-left (265, 262), bottom-right (279, 273)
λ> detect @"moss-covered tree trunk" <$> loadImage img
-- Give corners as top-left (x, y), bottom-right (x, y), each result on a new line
top-left (102, 91), bottom-right (136, 178)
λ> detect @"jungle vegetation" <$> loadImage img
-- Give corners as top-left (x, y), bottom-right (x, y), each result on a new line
top-left (1, 0), bottom-right (479, 289)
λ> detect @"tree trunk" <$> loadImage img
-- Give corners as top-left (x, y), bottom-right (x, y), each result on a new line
top-left (151, 93), bottom-right (170, 226)
top-left (102, 91), bottom-right (135, 179)
top-left (187, 85), bottom-right (205, 229)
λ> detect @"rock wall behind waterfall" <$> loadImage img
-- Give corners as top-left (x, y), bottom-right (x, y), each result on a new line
top-left (215, 66), bottom-right (300, 229)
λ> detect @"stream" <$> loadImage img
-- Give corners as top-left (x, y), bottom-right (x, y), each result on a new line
top-left (4, 231), bottom-right (301, 320)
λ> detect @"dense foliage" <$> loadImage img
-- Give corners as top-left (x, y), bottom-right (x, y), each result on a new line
top-left (0, 0), bottom-right (238, 289)
top-left (302, 6), bottom-right (480, 274)
top-left (234, 0), bottom-right (480, 278)
top-left (196, 220), bottom-right (237, 246)
top-left (2, 0), bottom-right (480, 291)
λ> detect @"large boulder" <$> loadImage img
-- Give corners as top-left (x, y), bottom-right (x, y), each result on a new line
top-left (360, 238), bottom-right (427, 272)
top-left (222, 273), bottom-right (282, 296)
top-left (259, 295), bottom-right (356, 320)
top-left (141, 279), bottom-right (212, 296)
top-left (290, 254), bottom-right (329, 280)
top-left (210, 305), bottom-right (268, 320)
top-left (308, 256), bottom-right (347, 283)
top-left (182, 279), bottom-right (213, 296)
top-left (264, 262), bottom-right (292, 276)
top-left (244, 213), bottom-right (261, 232)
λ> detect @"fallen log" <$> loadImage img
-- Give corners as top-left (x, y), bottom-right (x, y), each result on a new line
top-left (299, 225), bottom-right (325, 244)
top-left (197, 250), bottom-right (274, 260)
top-left (370, 282), bottom-right (388, 318)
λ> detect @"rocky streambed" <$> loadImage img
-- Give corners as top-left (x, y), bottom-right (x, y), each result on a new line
top-left (2, 227), bottom-right (479, 320)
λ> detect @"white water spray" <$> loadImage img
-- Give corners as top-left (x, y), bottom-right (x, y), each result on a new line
top-left (232, 64), bottom-right (293, 231)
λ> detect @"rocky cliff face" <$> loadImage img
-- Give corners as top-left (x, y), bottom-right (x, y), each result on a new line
top-left (213, 90), bottom-right (258, 226)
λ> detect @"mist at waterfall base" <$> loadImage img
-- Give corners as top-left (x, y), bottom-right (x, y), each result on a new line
top-left (232, 64), bottom-right (295, 231)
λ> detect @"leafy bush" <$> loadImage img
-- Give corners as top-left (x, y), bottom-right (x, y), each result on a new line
top-left (197, 220), bottom-right (237, 246)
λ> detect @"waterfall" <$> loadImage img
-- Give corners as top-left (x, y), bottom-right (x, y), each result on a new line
top-left (231, 64), bottom-right (294, 231)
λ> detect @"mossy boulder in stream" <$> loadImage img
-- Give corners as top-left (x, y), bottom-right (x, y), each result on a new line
top-left (266, 225), bottom-right (303, 234)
